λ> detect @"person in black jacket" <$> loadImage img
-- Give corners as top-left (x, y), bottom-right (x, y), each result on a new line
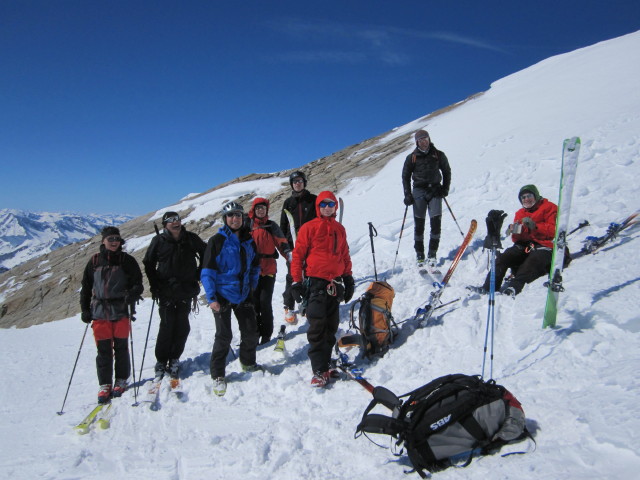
top-left (279, 171), bottom-right (317, 324)
top-left (401, 130), bottom-right (452, 268)
top-left (143, 212), bottom-right (206, 384)
top-left (80, 226), bottom-right (143, 404)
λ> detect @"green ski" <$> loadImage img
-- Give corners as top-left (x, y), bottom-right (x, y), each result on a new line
top-left (74, 404), bottom-right (106, 435)
top-left (543, 137), bottom-right (581, 328)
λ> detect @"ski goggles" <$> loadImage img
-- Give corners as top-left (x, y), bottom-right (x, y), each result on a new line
top-left (105, 236), bottom-right (122, 243)
top-left (163, 215), bottom-right (181, 224)
top-left (319, 201), bottom-right (336, 208)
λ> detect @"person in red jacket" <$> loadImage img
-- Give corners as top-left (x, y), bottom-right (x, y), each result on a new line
top-left (477, 184), bottom-right (563, 297)
top-left (290, 191), bottom-right (354, 387)
top-left (248, 197), bottom-right (292, 344)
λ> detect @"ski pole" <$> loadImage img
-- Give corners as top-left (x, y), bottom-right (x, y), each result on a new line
top-left (444, 198), bottom-right (478, 264)
top-left (57, 322), bottom-right (90, 415)
top-left (368, 222), bottom-right (378, 281)
top-left (568, 220), bottom-right (589, 236)
top-left (134, 299), bottom-right (155, 404)
top-left (481, 246), bottom-right (497, 380)
top-left (392, 205), bottom-right (409, 276)
top-left (128, 304), bottom-right (138, 405)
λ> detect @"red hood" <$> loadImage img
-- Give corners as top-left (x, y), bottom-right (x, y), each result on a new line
top-left (249, 197), bottom-right (270, 221)
top-left (315, 191), bottom-right (338, 218)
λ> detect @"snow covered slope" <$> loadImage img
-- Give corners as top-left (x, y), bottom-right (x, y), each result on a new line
top-left (1, 31), bottom-right (639, 480)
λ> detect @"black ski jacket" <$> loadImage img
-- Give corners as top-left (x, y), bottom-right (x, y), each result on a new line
top-left (143, 227), bottom-right (206, 301)
top-left (279, 189), bottom-right (317, 247)
top-left (401, 144), bottom-right (452, 195)
top-left (80, 245), bottom-right (143, 321)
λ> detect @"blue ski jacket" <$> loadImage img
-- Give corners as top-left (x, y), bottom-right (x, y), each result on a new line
top-left (201, 225), bottom-right (260, 305)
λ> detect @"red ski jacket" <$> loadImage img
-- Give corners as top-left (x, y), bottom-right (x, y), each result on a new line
top-left (248, 197), bottom-right (291, 277)
top-left (511, 198), bottom-right (558, 249)
top-left (291, 191), bottom-right (352, 283)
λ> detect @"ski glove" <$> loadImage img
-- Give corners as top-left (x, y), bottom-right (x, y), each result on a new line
top-left (291, 282), bottom-right (304, 304)
top-left (343, 275), bottom-right (355, 303)
top-left (81, 311), bottom-right (92, 324)
top-left (522, 217), bottom-right (537, 231)
top-left (484, 209), bottom-right (507, 249)
top-left (403, 193), bottom-right (414, 206)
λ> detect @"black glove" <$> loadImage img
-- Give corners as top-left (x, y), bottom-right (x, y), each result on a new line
top-left (343, 275), bottom-right (355, 303)
top-left (291, 282), bottom-right (304, 304)
top-left (522, 217), bottom-right (536, 231)
top-left (484, 209), bottom-right (507, 249)
top-left (435, 186), bottom-right (449, 198)
top-left (403, 192), bottom-right (414, 206)
top-left (81, 311), bottom-right (92, 324)
top-left (125, 287), bottom-right (143, 305)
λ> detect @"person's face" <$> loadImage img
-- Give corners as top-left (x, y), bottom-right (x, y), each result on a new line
top-left (292, 177), bottom-right (305, 192)
top-left (102, 235), bottom-right (122, 252)
top-left (254, 204), bottom-right (267, 219)
top-left (520, 192), bottom-right (536, 209)
top-left (164, 215), bottom-right (182, 233)
top-left (225, 212), bottom-right (243, 229)
top-left (318, 199), bottom-right (337, 217)
top-left (417, 136), bottom-right (430, 151)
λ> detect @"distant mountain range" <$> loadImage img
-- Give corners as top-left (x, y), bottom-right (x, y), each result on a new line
top-left (0, 209), bottom-right (134, 272)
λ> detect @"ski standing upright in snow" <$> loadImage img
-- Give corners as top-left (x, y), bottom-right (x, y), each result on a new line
top-left (542, 137), bottom-right (581, 328)
top-left (415, 219), bottom-right (477, 326)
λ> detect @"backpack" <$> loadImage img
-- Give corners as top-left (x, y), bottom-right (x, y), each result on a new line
top-left (343, 281), bottom-right (397, 358)
top-left (356, 374), bottom-right (531, 477)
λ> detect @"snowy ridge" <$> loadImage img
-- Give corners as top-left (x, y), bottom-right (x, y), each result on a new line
top-left (1, 31), bottom-right (640, 479)
top-left (0, 209), bottom-right (133, 272)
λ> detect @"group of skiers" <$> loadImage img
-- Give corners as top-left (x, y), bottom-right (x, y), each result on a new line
top-left (80, 129), bottom-right (561, 402)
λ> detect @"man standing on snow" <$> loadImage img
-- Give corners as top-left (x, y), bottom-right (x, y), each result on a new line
top-left (280, 171), bottom-right (317, 325)
top-left (248, 198), bottom-right (292, 345)
top-left (80, 226), bottom-right (143, 404)
top-left (143, 212), bottom-right (206, 388)
top-left (471, 184), bottom-right (565, 297)
top-left (290, 191), bottom-right (354, 388)
top-left (201, 202), bottom-right (261, 397)
top-left (401, 129), bottom-right (451, 269)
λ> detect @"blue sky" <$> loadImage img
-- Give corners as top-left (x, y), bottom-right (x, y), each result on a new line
top-left (2, 1), bottom-right (639, 216)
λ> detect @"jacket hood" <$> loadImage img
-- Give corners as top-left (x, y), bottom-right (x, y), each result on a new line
top-left (249, 197), bottom-right (270, 220)
top-left (315, 191), bottom-right (338, 218)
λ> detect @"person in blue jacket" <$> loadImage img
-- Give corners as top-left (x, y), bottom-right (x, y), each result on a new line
top-left (201, 202), bottom-right (261, 396)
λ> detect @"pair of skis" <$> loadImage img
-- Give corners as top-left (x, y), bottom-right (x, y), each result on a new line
top-left (74, 402), bottom-right (113, 434)
top-left (414, 219), bottom-right (478, 326)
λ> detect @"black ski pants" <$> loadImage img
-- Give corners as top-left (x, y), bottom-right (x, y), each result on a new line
top-left (210, 301), bottom-right (258, 378)
top-left (253, 275), bottom-right (276, 343)
top-left (305, 279), bottom-right (341, 374)
top-left (155, 299), bottom-right (192, 366)
top-left (483, 244), bottom-right (552, 294)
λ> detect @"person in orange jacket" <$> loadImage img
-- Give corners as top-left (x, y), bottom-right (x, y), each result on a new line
top-left (248, 197), bottom-right (292, 344)
top-left (477, 184), bottom-right (566, 297)
top-left (290, 191), bottom-right (354, 387)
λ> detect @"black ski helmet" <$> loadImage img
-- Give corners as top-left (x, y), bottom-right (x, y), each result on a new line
top-left (222, 201), bottom-right (244, 215)
top-left (289, 171), bottom-right (307, 188)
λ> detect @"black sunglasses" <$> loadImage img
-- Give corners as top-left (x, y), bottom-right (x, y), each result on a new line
top-left (106, 236), bottom-right (122, 243)
top-left (226, 212), bottom-right (243, 218)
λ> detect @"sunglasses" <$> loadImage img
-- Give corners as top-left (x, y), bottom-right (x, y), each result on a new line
top-left (164, 215), bottom-right (181, 223)
top-left (319, 201), bottom-right (336, 208)
top-left (226, 212), bottom-right (243, 218)
top-left (292, 178), bottom-right (304, 184)
top-left (106, 236), bottom-right (122, 243)
top-left (520, 193), bottom-right (535, 200)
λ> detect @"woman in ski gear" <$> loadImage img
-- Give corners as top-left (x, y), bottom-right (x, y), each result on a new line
top-left (143, 211), bottom-right (206, 383)
top-left (249, 198), bottom-right (292, 344)
top-left (80, 226), bottom-right (143, 403)
top-left (480, 185), bottom-right (562, 296)
top-left (290, 191), bottom-right (354, 387)
top-left (401, 129), bottom-right (452, 266)
top-left (279, 171), bottom-right (317, 323)
top-left (201, 202), bottom-right (261, 395)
